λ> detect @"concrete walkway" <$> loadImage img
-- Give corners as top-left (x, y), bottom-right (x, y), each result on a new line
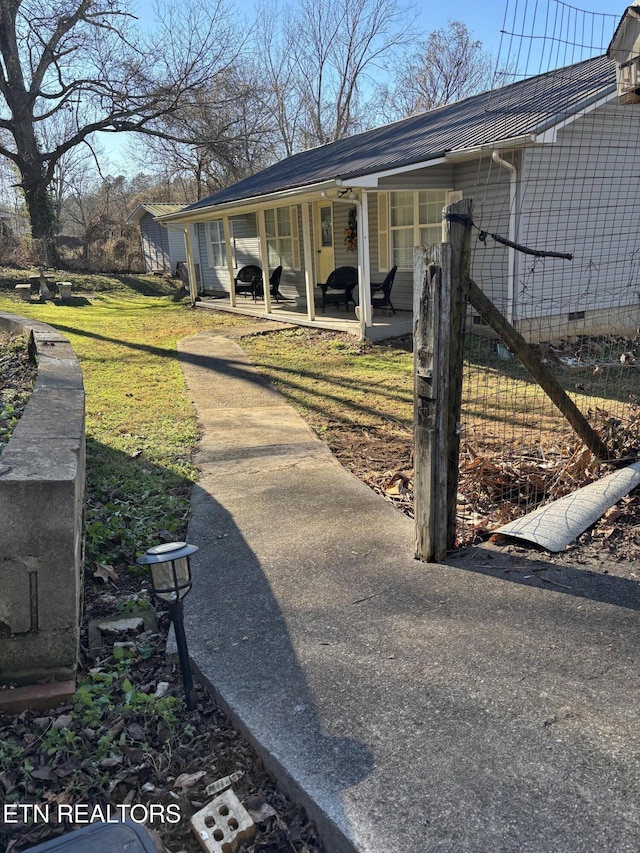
top-left (176, 327), bottom-right (640, 853)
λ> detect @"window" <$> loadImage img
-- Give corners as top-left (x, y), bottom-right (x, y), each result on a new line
top-left (264, 207), bottom-right (300, 270)
top-left (389, 190), bottom-right (448, 269)
top-left (207, 220), bottom-right (226, 268)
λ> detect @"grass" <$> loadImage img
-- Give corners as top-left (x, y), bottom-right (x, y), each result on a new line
top-left (1, 266), bottom-right (638, 564)
top-left (0, 268), bottom-right (252, 569)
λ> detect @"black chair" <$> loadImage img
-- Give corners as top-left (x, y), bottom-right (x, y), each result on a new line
top-left (371, 265), bottom-right (397, 314)
top-left (269, 266), bottom-right (284, 301)
top-left (319, 266), bottom-right (358, 312)
top-left (234, 265), bottom-right (262, 300)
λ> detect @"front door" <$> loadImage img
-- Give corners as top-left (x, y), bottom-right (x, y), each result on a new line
top-left (315, 203), bottom-right (334, 282)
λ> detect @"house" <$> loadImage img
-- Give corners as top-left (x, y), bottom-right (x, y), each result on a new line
top-left (158, 20), bottom-right (640, 342)
top-left (127, 203), bottom-right (188, 275)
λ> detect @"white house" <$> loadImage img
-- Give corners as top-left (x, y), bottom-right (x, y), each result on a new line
top-left (158, 13), bottom-right (640, 342)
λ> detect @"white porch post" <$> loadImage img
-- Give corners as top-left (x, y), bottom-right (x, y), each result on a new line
top-left (223, 216), bottom-right (236, 307)
top-left (301, 201), bottom-right (315, 320)
top-left (257, 209), bottom-right (272, 314)
top-left (183, 225), bottom-right (198, 306)
top-left (359, 192), bottom-right (372, 334)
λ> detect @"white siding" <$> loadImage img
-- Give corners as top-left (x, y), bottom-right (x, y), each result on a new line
top-left (517, 103), bottom-right (640, 321)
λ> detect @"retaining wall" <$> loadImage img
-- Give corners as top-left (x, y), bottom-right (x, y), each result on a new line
top-left (0, 312), bottom-right (85, 687)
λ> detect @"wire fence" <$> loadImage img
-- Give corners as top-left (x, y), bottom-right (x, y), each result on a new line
top-left (456, 0), bottom-right (640, 546)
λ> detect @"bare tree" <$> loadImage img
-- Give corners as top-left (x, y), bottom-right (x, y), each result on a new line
top-left (255, 0), bottom-right (413, 153)
top-left (132, 71), bottom-right (274, 201)
top-left (379, 20), bottom-right (497, 120)
top-left (0, 0), bottom-right (241, 262)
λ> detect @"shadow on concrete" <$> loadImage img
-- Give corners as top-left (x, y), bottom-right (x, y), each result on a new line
top-left (446, 543), bottom-right (640, 612)
top-left (183, 483), bottom-right (374, 851)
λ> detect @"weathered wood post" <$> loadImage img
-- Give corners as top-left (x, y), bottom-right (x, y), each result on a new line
top-left (414, 199), bottom-right (473, 561)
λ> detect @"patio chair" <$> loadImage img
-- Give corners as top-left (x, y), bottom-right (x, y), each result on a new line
top-left (234, 265), bottom-right (262, 300)
top-left (371, 265), bottom-right (397, 314)
top-left (319, 266), bottom-right (358, 312)
top-left (269, 266), bottom-right (284, 301)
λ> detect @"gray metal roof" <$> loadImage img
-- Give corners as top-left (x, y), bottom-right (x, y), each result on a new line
top-left (126, 203), bottom-right (185, 224)
top-left (184, 54), bottom-right (615, 212)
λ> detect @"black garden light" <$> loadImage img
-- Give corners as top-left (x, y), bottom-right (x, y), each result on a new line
top-left (136, 542), bottom-right (198, 710)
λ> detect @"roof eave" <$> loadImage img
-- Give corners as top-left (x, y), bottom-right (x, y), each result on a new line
top-left (157, 179), bottom-right (342, 222)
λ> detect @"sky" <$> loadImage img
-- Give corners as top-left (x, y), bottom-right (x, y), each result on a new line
top-left (104, 0), bottom-right (627, 174)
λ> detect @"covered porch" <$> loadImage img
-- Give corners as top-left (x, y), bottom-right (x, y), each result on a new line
top-left (194, 289), bottom-right (412, 341)
top-left (159, 179), bottom-right (435, 342)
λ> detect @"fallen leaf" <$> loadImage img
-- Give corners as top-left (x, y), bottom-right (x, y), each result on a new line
top-left (247, 801), bottom-right (277, 823)
top-left (173, 770), bottom-right (206, 791)
top-left (93, 562), bottom-right (118, 584)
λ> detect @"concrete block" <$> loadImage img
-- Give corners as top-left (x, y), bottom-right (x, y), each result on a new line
top-left (0, 314), bottom-right (85, 687)
top-left (14, 284), bottom-right (32, 301)
top-left (190, 789), bottom-right (255, 853)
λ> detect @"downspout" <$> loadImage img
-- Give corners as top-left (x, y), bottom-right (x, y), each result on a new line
top-left (492, 149), bottom-right (517, 324)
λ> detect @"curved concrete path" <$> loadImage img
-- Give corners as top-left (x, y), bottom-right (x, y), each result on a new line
top-left (176, 326), bottom-right (640, 853)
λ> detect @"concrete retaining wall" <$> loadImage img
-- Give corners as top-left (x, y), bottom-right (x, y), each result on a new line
top-left (0, 312), bottom-right (85, 687)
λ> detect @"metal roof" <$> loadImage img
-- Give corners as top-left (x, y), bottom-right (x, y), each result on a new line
top-left (126, 203), bottom-right (186, 224)
top-left (180, 54), bottom-right (615, 214)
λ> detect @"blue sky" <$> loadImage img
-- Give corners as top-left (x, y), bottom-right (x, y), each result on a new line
top-left (105, 0), bottom-right (627, 173)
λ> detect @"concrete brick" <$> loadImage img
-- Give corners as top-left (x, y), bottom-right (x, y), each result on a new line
top-left (190, 789), bottom-right (255, 853)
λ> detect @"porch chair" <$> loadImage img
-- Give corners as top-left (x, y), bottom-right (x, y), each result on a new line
top-left (319, 266), bottom-right (358, 312)
top-left (234, 265), bottom-right (262, 300)
top-left (269, 265), bottom-right (284, 301)
top-left (371, 265), bottom-right (397, 314)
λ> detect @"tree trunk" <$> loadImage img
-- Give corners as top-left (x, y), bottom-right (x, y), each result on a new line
top-left (21, 164), bottom-right (60, 267)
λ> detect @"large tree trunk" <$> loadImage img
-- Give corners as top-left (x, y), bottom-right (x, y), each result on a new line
top-left (20, 162), bottom-right (60, 267)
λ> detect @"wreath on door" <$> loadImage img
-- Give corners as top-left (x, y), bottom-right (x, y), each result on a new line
top-left (344, 207), bottom-right (357, 252)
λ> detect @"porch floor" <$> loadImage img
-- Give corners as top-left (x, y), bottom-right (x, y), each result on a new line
top-left (195, 292), bottom-right (412, 341)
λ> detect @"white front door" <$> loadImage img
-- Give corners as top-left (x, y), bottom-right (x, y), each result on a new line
top-left (315, 203), bottom-right (334, 282)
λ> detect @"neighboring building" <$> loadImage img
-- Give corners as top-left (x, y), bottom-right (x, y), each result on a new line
top-left (157, 13), bottom-right (640, 341)
top-left (127, 203), bottom-right (188, 275)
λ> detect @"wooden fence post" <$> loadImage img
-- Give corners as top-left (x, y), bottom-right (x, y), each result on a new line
top-left (414, 244), bottom-right (445, 561)
top-left (414, 199), bottom-right (473, 561)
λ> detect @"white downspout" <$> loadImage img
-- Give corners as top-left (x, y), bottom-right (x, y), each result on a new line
top-left (492, 149), bottom-right (517, 323)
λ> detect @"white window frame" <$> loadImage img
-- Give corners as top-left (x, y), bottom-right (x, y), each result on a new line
top-left (387, 190), bottom-right (458, 271)
top-left (207, 220), bottom-right (227, 268)
top-left (264, 206), bottom-right (300, 271)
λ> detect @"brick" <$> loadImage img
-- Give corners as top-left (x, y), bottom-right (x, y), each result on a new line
top-left (190, 789), bottom-right (255, 853)
top-left (0, 680), bottom-right (76, 714)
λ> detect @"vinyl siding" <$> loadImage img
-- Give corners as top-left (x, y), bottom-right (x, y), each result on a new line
top-left (517, 102), bottom-right (640, 320)
top-left (140, 214), bottom-right (171, 272)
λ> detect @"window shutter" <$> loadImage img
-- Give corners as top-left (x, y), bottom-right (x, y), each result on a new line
top-left (377, 193), bottom-right (389, 272)
top-left (290, 206), bottom-right (300, 270)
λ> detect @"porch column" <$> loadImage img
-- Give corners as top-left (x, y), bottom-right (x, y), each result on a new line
top-left (183, 225), bottom-right (198, 307)
top-left (301, 202), bottom-right (315, 320)
top-left (359, 192), bottom-right (373, 333)
top-left (223, 216), bottom-right (236, 307)
top-left (257, 209), bottom-right (272, 314)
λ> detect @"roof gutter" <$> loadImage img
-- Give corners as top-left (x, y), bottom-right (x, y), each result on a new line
top-left (157, 179), bottom-right (341, 224)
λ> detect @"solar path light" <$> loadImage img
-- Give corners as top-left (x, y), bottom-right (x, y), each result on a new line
top-left (136, 542), bottom-right (198, 711)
